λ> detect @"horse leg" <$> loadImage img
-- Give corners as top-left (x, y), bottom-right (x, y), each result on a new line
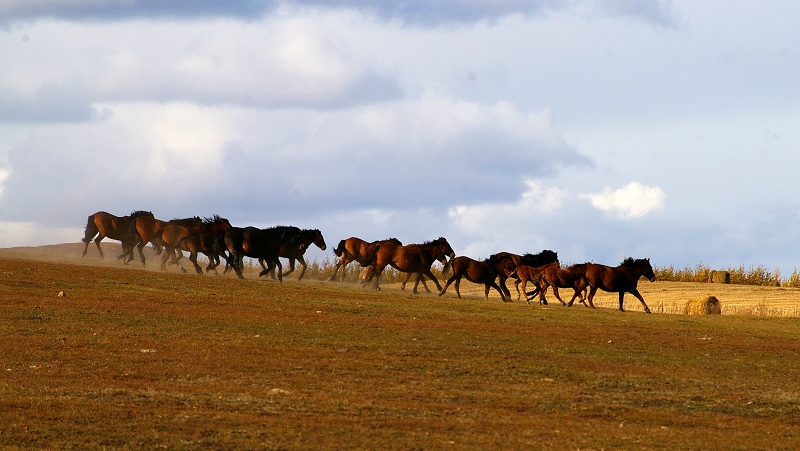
top-left (421, 270), bottom-right (442, 293)
top-left (136, 241), bottom-right (147, 265)
top-left (296, 257), bottom-right (308, 281)
top-left (491, 281), bottom-right (509, 302)
top-left (93, 236), bottom-right (105, 259)
top-left (282, 258), bottom-right (296, 278)
top-left (517, 277), bottom-right (526, 301)
top-left (552, 286), bottom-right (567, 306)
top-left (586, 287), bottom-right (599, 309)
top-left (627, 289), bottom-right (651, 313)
top-left (498, 275), bottom-right (512, 300)
top-left (438, 273), bottom-right (458, 297)
top-left (538, 282), bottom-right (549, 305)
top-left (400, 272), bottom-right (412, 291)
top-left (159, 247), bottom-right (171, 272)
top-left (189, 251), bottom-right (203, 275)
top-left (329, 258), bottom-right (345, 281)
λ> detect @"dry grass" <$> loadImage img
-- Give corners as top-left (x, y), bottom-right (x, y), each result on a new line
top-left (2, 244), bottom-right (800, 449)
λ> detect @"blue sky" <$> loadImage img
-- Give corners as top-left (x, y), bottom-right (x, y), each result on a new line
top-left (2, 1), bottom-right (800, 275)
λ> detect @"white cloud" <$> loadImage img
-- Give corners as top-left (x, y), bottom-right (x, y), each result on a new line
top-left (580, 181), bottom-right (665, 219)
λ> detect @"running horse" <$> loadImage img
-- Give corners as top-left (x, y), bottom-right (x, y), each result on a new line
top-left (328, 237), bottom-right (401, 282)
top-left (223, 226), bottom-right (303, 281)
top-left (512, 261), bottom-right (560, 301)
top-left (158, 215), bottom-right (232, 273)
top-left (531, 263), bottom-right (589, 306)
top-left (490, 250), bottom-right (559, 299)
top-left (125, 215), bottom-right (203, 265)
top-left (438, 254), bottom-right (516, 301)
top-left (583, 258), bottom-right (656, 313)
top-left (81, 210), bottom-right (154, 259)
top-left (368, 237), bottom-right (455, 293)
top-left (179, 231), bottom-right (228, 275)
top-left (263, 227), bottom-right (327, 281)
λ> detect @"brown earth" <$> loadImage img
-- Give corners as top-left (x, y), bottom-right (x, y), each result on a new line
top-left (1, 244), bottom-right (800, 449)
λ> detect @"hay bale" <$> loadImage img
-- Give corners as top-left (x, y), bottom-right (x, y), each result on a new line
top-left (708, 270), bottom-right (730, 284)
top-left (684, 296), bottom-right (722, 315)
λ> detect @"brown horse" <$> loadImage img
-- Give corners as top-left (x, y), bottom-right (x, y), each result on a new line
top-left (368, 237), bottom-right (455, 293)
top-left (512, 261), bottom-right (559, 301)
top-left (81, 210), bottom-right (154, 259)
top-left (263, 227), bottom-right (327, 280)
top-left (329, 237), bottom-right (401, 282)
top-left (125, 215), bottom-right (202, 265)
top-left (490, 250), bottom-right (559, 299)
top-left (533, 263), bottom-right (590, 306)
top-left (438, 254), bottom-right (516, 301)
top-left (180, 231), bottom-right (227, 275)
top-left (583, 258), bottom-right (656, 313)
top-left (224, 226), bottom-right (303, 281)
top-left (158, 215), bottom-right (231, 273)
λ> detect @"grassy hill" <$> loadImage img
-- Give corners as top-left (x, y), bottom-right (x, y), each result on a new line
top-left (1, 246), bottom-right (799, 448)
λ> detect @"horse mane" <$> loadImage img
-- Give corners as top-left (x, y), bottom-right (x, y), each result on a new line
top-left (621, 257), bottom-right (649, 267)
top-left (170, 216), bottom-right (201, 225)
top-left (375, 238), bottom-right (402, 245)
top-left (203, 214), bottom-right (227, 224)
top-left (520, 249), bottom-right (559, 266)
top-left (421, 237), bottom-right (447, 246)
top-left (129, 210), bottom-right (154, 218)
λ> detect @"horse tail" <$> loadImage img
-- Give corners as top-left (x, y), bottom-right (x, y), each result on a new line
top-left (333, 239), bottom-right (347, 257)
top-left (82, 214), bottom-right (98, 244)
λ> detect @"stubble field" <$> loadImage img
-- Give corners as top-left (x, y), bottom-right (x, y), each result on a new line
top-left (1, 243), bottom-right (799, 449)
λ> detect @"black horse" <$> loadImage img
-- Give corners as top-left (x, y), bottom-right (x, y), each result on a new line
top-left (223, 226), bottom-right (302, 281)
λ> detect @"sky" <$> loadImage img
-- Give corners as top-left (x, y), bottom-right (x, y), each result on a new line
top-left (2, 0), bottom-right (800, 275)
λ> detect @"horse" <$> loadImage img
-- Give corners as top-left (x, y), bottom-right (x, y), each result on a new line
top-left (532, 263), bottom-right (590, 306)
top-left (158, 215), bottom-right (232, 273)
top-left (328, 237), bottom-right (401, 282)
top-left (438, 254), bottom-right (516, 301)
top-left (368, 237), bottom-right (455, 293)
top-left (81, 210), bottom-right (153, 259)
top-left (490, 250), bottom-right (559, 299)
top-left (179, 231), bottom-right (228, 275)
top-left (223, 226), bottom-right (303, 281)
top-left (583, 258), bottom-right (656, 313)
top-left (125, 215), bottom-right (203, 265)
top-left (263, 227), bottom-right (327, 280)
top-left (512, 261), bottom-right (560, 301)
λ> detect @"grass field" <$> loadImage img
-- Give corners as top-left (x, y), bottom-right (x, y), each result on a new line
top-left (1, 244), bottom-right (800, 449)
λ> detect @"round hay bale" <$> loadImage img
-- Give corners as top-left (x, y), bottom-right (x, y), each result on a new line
top-left (708, 270), bottom-right (730, 284)
top-left (684, 296), bottom-right (722, 315)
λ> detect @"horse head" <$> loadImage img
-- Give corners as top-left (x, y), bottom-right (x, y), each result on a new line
top-left (622, 257), bottom-right (656, 282)
top-left (308, 229), bottom-right (327, 251)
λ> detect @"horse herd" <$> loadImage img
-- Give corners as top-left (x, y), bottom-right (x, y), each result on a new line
top-left (81, 210), bottom-right (657, 313)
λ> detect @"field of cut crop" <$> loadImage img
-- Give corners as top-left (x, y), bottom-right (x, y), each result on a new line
top-left (1, 244), bottom-right (800, 449)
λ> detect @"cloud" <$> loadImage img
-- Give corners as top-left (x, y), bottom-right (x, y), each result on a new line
top-left (580, 181), bottom-right (666, 219)
top-left (0, 18), bottom-right (403, 123)
top-left (0, 0), bottom-right (680, 27)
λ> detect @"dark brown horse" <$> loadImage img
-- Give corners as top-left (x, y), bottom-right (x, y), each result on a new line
top-left (81, 210), bottom-right (154, 259)
top-left (180, 231), bottom-right (227, 275)
top-left (368, 237), bottom-right (455, 293)
top-left (512, 261), bottom-right (559, 301)
top-left (490, 250), bottom-right (559, 299)
top-left (223, 226), bottom-right (303, 281)
top-left (158, 215), bottom-right (231, 273)
top-left (125, 215), bottom-right (202, 265)
top-left (262, 227), bottom-right (327, 280)
top-left (329, 237), bottom-right (401, 282)
top-left (438, 254), bottom-right (516, 301)
top-left (532, 263), bottom-right (590, 306)
top-left (583, 258), bottom-right (656, 313)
